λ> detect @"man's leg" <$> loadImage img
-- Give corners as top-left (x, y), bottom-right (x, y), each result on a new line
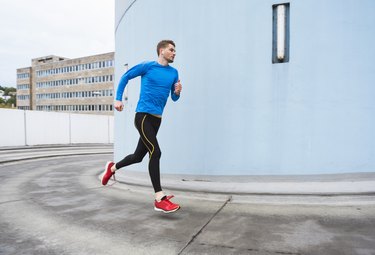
top-left (135, 113), bottom-right (180, 213)
top-left (101, 140), bottom-right (147, 185)
top-left (101, 115), bottom-right (148, 186)
top-left (135, 113), bottom-right (163, 194)
top-left (114, 138), bottom-right (148, 170)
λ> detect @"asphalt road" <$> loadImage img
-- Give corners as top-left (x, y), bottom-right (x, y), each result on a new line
top-left (1, 146), bottom-right (375, 255)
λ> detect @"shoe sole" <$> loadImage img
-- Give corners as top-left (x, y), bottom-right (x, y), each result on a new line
top-left (101, 162), bottom-right (112, 185)
top-left (154, 206), bottom-right (181, 214)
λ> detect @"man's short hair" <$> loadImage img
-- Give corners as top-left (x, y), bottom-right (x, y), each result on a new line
top-left (157, 40), bottom-right (175, 56)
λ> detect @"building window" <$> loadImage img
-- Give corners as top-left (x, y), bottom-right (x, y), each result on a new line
top-left (272, 3), bottom-right (290, 63)
top-left (17, 84), bottom-right (30, 90)
top-left (17, 95), bottom-right (30, 100)
top-left (17, 73), bottom-right (30, 79)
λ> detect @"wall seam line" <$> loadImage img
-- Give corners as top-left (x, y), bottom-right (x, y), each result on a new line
top-left (115, 0), bottom-right (138, 33)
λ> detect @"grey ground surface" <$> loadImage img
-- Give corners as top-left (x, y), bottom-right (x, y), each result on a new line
top-left (1, 146), bottom-right (375, 255)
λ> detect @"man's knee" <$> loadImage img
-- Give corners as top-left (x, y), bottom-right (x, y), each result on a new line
top-left (153, 148), bottom-right (162, 159)
top-left (132, 154), bottom-right (144, 163)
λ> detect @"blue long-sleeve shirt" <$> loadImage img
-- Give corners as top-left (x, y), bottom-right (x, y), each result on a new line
top-left (116, 61), bottom-right (180, 115)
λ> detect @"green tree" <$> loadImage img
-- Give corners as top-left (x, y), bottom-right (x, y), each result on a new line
top-left (7, 96), bottom-right (16, 107)
top-left (5, 88), bottom-right (16, 96)
top-left (0, 85), bottom-right (17, 108)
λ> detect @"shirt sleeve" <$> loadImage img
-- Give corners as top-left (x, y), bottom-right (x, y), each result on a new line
top-left (115, 62), bottom-right (150, 101)
top-left (170, 70), bottom-right (180, 102)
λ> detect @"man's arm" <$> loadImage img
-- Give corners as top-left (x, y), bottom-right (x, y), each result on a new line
top-left (115, 62), bottom-right (150, 111)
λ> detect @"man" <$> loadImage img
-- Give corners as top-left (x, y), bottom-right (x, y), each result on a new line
top-left (101, 40), bottom-right (182, 213)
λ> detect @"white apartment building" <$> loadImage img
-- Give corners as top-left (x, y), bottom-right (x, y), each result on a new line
top-left (17, 52), bottom-right (114, 115)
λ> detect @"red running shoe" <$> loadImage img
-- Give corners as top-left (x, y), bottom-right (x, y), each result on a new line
top-left (154, 195), bottom-right (180, 213)
top-left (101, 161), bottom-right (115, 185)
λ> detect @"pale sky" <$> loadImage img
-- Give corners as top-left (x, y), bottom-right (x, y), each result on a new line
top-left (0, 0), bottom-right (115, 87)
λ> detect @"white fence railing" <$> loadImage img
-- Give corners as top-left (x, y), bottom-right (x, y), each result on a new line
top-left (0, 109), bottom-right (114, 147)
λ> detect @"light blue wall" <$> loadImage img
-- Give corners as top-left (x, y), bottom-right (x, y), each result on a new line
top-left (114, 0), bottom-right (375, 175)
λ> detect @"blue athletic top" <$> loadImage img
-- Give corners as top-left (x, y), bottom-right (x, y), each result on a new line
top-left (116, 61), bottom-right (180, 115)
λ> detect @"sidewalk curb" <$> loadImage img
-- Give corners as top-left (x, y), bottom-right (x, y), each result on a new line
top-left (111, 170), bottom-right (375, 196)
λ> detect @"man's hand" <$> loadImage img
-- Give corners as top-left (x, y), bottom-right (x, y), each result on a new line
top-left (114, 100), bottom-right (124, 112)
top-left (174, 80), bottom-right (182, 96)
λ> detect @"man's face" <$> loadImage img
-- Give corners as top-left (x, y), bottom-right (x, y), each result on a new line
top-left (161, 44), bottom-right (176, 63)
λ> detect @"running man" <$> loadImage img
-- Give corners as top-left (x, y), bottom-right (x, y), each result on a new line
top-left (101, 40), bottom-right (182, 213)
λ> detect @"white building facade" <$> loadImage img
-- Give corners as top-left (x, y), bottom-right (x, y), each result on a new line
top-left (17, 53), bottom-right (115, 115)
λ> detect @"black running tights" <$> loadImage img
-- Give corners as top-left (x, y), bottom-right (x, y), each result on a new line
top-left (115, 112), bottom-right (162, 193)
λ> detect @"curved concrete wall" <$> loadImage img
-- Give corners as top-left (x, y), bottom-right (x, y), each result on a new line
top-left (114, 0), bottom-right (375, 175)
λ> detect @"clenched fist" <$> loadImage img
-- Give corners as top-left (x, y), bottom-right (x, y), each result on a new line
top-left (114, 100), bottom-right (124, 112)
top-left (174, 80), bottom-right (182, 96)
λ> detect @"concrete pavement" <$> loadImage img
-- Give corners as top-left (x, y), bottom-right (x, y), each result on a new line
top-left (0, 144), bottom-right (113, 163)
top-left (1, 146), bottom-right (375, 255)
